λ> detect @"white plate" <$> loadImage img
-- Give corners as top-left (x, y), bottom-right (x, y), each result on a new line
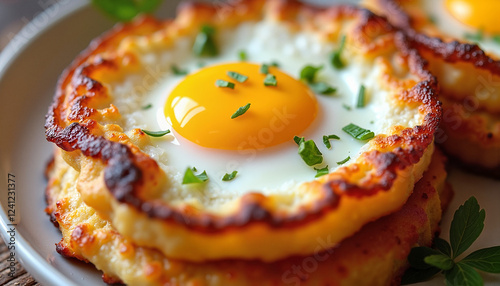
top-left (0, 1), bottom-right (498, 285)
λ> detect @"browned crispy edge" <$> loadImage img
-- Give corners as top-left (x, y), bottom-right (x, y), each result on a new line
top-left (43, 148), bottom-right (453, 286)
top-left (44, 0), bottom-right (441, 233)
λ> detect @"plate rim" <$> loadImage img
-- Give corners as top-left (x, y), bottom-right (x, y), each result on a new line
top-left (0, 1), bottom-right (91, 285)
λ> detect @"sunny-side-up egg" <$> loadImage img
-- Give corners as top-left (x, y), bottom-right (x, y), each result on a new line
top-left (422, 0), bottom-right (500, 55)
top-left (110, 20), bottom-right (398, 210)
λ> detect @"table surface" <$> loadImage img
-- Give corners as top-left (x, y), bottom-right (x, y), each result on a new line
top-left (0, 240), bottom-right (40, 286)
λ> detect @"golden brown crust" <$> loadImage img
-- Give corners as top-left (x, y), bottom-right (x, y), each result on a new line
top-left (45, 0), bottom-right (441, 261)
top-left (364, 0), bottom-right (500, 178)
top-left (45, 147), bottom-right (451, 286)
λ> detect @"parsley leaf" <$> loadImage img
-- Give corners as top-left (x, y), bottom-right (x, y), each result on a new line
top-left (300, 65), bottom-right (323, 83)
top-left (141, 129), bottom-right (171, 137)
top-left (222, 171), bottom-right (238, 181)
top-left (294, 136), bottom-right (305, 146)
top-left (336, 156), bottom-right (350, 165)
top-left (182, 167), bottom-right (208, 184)
top-left (323, 134), bottom-right (340, 149)
top-left (264, 74), bottom-right (277, 86)
top-left (310, 82), bottom-right (336, 95)
top-left (330, 35), bottom-right (346, 69)
top-left (403, 197), bottom-right (500, 285)
top-left (298, 139), bottom-right (323, 166)
top-left (461, 246), bottom-right (500, 273)
top-left (464, 30), bottom-right (483, 43)
top-left (193, 25), bottom-right (218, 57)
top-left (356, 84), bottom-right (366, 108)
top-left (314, 166), bottom-right (329, 178)
top-left (238, 50), bottom-right (247, 61)
top-left (231, 103), bottom-right (251, 119)
top-left (342, 123), bottom-right (375, 140)
top-left (91, 0), bottom-right (162, 22)
top-left (445, 263), bottom-right (483, 286)
top-left (227, 71), bottom-right (248, 83)
top-left (450, 196), bottom-right (485, 258)
top-left (216, 79), bottom-right (235, 89)
top-left (142, 103), bottom-right (152, 110)
top-left (171, 64), bottom-right (188, 76)
top-left (424, 254), bottom-right (454, 270)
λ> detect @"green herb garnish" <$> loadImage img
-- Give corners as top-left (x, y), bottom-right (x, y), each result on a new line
top-left (402, 197), bottom-right (500, 285)
top-left (216, 79), bottom-right (235, 89)
top-left (91, 0), bottom-right (162, 22)
top-left (493, 35), bottom-right (500, 45)
top-left (323, 134), bottom-right (340, 149)
top-left (193, 25), bottom-right (218, 57)
top-left (310, 82), bottom-right (336, 95)
top-left (464, 30), bottom-right (484, 43)
top-left (238, 50), bottom-right (247, 61)
top-left (142, 103), bottom-right (152, 110)
top-left (342, 123), bottom-right (374, 140)
top-left (336, 156), bottom-right (350, 165)
top-left (260, 64), bottom-right (270, 74)
top-left (171, 64), bottom-right (188, 76)
top-left (227, 71), bottom-right (248, 83)
top-left (330, 35), bottom-right (346, 69)
top-left (222, 171), bottom-right (238, 181)
top-left (264, 74), bottom-right (277, 86)
top-left (294, 136), bottom-right (305, 146)
top-left (314, 166), bottom-right (329, 178)
top-left (356, 84), bottom-right (366, 108)
top-left (300, 65), bottom-right (323, 83)
top-left (231, 103), bottom-right (251, 119)
top-left (298, 139), bottom-right (323, 166)
top-left (342, 104), bottom-right (352, 111)
top-left (182, 167), bottom-right (209, 184)
top-left (141, 129), bottom-right (171, 137)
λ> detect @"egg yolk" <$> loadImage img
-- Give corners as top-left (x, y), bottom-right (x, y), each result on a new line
top-left (445, 0), bottom-right (500, 34)
top-left (165, 63), bottom-right (317, 150)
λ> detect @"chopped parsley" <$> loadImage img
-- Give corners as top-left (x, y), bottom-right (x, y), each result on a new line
top-left (342, 123), bottom-right (374, 140)
top-left (264, 74), bottom-right (277, 86)
top-left (298, 139), bottom-right (323, 166)
top-left (91, 0), bottom-right (162, 22)
top-left (294, 135), bottom-right (304, 145)
top-left (314, 165), bottom-right (329, 178)
top-left (300, 65), bottom-right (323, 83)
top-left (336, 156), bottom-right (350, 165)
top-left (342, 104), bottom-right (352, 111)
top-left (141, 103), bottom-right (152, 110)
top-left (238, 50), bottom-right (247, 61)
top-left (215, 79), bottom-right (235, 89)
top-left (141, 129), bottom-right (171, 137)
top-left (464, 30), bottom-right (483, 43)
top-left (227, 71), bottom-right (248, 83)
top-left (299, 65), bottom-right (336, 95)
top-left (193, 25), bottom-right (218, 57)
top-left (231, 103), bottom-right (251, 119)
top-left (182, 167), bottom-right (209, 184)
top-left (310, 82), bottom-right (336, 95)
top-left (493, 35), bottom-right (500, 45)
top-left (222, 171), bottom-right (238, 181)
top-left (171, 64), bottom-right (188, 76)
top-left (323, 134), bottom-right (340, 149)
top-left (330, 35), bottom-right (346, 69)
top-left (260, 64), bottom-right (270, 74)
top-left (356, 84), bottom-right (366, 108)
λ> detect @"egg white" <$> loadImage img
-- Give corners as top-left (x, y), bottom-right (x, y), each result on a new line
top-left (110, 20), bottom-right (419, 211)
top-left (422, 0), bottom-right (500, 56)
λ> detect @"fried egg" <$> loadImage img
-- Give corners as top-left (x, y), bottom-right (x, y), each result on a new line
top-left (421, 0), bottom-right (500, 55)
top-left (112, 21), bottom-right (390, 200)
top-left (45, 0), bottom-right (440, 262)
